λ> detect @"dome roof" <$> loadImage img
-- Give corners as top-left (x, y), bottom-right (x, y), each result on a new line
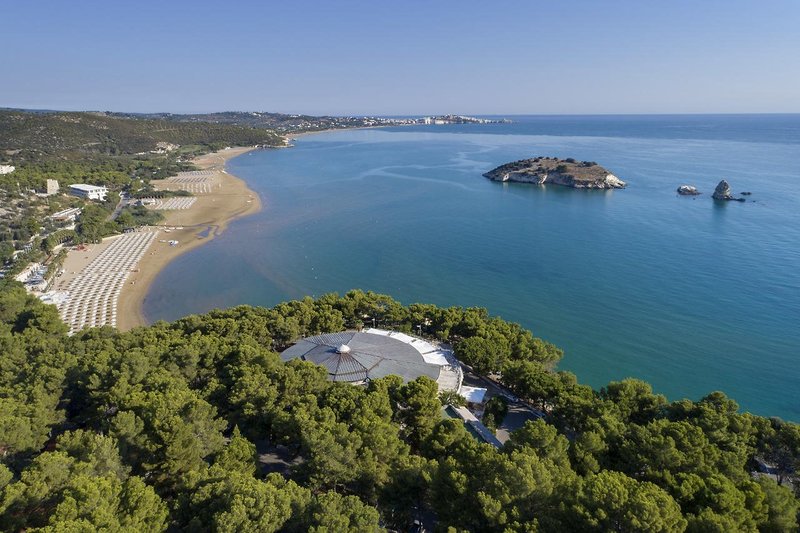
top-left (280, 330), bottom-right (459, 389)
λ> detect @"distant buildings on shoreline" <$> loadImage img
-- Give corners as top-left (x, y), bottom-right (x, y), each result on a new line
top-left (358, 115), bottom-right (511, 126)
top-left (419, 115), bottom-right (510, 125)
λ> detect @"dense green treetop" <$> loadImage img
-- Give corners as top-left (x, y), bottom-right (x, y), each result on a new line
top-left (0, 110), bottom-right (283, 162)
top-left (0, 285), bottom-right (798, 531)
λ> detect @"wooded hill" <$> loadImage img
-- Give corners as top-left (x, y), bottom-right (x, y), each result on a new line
top-left (0, 109), bottom-right (283, 163)
top-left (108, 110), bottom-right (383, 133)
top-left (0, 109), bottom-right (285, 192)
top-left (0, 285), bottom-right (798, 531)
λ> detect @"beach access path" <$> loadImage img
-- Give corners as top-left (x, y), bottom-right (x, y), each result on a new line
top-left (114, 146), bottom-right (262, 330)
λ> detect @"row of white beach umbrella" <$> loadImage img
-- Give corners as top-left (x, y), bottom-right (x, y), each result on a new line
top-left (57, 230), bottom-right (157, 335)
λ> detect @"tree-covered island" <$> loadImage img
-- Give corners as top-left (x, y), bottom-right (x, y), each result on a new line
top-left (484, 157), bottom-right (627, 189)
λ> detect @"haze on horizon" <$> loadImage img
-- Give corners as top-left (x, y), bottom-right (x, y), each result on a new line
top-left (2, 0), bottom-right (799, 116)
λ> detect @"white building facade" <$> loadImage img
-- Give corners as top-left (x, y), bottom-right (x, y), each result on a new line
top-left (69, 184), bottom-right (108, 201)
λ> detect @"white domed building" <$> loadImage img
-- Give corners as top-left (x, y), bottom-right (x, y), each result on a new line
top-left (280, 328), bottom-right (463, 392)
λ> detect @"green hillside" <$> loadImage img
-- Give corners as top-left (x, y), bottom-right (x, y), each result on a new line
top-left (0, 286), bottom-right (797, 531)
top-left (108, 110), bottom-right (387, 133)
top-left (0, 110), bottom-right (284, 191)
top-left (0, 110), bottom-right (283, 162)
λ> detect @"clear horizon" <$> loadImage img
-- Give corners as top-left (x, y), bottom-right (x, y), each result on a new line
top-left (2, 0), bottom-right (799, 115)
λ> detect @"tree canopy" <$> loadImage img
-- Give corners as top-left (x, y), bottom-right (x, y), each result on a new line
top-left (0, 285), bottom-right (798, 531)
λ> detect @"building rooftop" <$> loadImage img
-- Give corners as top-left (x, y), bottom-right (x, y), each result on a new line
top-left (280, 329), bottom-right (461, 391)
top-left (69, 183), bottom-right (107, 191)
top-left (459, 385), bottom-right (488, 404)
top-left (50, 207), bottom-right (82, 219)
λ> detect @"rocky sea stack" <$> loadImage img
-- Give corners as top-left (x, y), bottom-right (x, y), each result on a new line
top-left (483, 157), bottom-right (626, 189)
top-left (712, 180), bottom-right (746, 202)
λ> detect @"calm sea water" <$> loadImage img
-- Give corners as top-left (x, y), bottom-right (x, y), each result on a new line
top-left (144, 115), bottom-right (800, 420)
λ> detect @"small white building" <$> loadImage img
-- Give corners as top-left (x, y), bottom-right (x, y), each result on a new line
top-left (459, 386), bottom-right (488, 405)
top-left (0, 165), bottom-right (15, 175)
top-left (50, 207), bottom-right (82, 222)
top-left (46, 179), bottom-right (60, 196)
top-left (69, 184), bottom-right (108, 201)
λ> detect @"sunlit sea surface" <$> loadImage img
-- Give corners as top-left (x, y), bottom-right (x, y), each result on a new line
top-left (144, 115), bottom-right (800, 420)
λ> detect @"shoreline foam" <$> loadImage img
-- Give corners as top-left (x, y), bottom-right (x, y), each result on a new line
top-left (116, 146), bottom-right (262, 330)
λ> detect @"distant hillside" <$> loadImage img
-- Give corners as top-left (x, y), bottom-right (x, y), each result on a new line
top-left (0, 110), bottom-right (284, 163)
top-left (0, 110), bottom-right (287, 191)
top-left (108, 110), bottom-right (397, 133)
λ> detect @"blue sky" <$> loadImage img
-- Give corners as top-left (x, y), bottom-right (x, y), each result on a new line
top-left (1, 0), bottom-right (798, 115)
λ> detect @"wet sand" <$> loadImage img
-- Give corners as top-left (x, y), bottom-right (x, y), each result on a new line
top-left (116, 146), bottom-right (262, 330)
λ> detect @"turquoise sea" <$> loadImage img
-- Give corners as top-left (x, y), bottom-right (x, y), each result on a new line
top-left (144, 115), bottom-right (800, 421)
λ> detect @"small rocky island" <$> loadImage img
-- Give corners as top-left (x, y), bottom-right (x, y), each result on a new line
top-left (712, 179), bottom-right (746, 202)
top-left (483, 157), bottom-right (626, 189)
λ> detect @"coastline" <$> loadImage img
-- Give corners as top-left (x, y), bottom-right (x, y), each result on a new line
top-left (286, 124), bottom-right (393, 140)
top-left (119, 126), bottom-right (385, 330)
top-left (115, 146), bottom-right (262, 330)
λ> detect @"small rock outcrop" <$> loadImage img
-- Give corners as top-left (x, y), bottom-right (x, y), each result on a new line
top-left (713, 180), bottom-right (746, 202)
top-left (712, 180), bottom-right (734, 200)
top-left (677, 185), bottom-right (701, 196)
top-left (483, 157), bottom-right (625, 189)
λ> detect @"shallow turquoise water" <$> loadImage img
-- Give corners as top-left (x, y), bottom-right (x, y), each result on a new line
top-left (144, 116), bottom-right (800, 420)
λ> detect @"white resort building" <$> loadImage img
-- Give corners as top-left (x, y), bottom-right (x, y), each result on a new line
top-left (49, 207), bottom-right (82, 222)
top-left (69, 184), bottom-right (108, 201)
top-left (281, 328), bottom-right (507, 447)
top-left (280, 328), bottom-right (464, 393)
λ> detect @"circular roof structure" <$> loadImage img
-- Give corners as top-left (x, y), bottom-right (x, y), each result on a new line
top-left (280, 329), bottom-right (461, 391)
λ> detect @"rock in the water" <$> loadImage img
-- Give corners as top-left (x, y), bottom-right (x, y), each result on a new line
top-left (677, 185), bottom-right (701, 196)
top-left (712, 180), bottom-right (734, 200)
top-left (741, 191), bottom-right (752, 195)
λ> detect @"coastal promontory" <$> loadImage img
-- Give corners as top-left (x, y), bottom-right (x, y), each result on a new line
top-left (483, 157), bottom-right (626, 189)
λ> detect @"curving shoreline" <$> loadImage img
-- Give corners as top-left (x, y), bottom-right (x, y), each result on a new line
top-left (120, 129), bottom-right (359, 330)
top-left (116, 146), bottom-right (262, 330)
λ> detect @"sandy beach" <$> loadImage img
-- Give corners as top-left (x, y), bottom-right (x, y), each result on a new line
top-left (55, 129), bottom-right (382, 333)
top-left (115, 146), bottom-right (262, 330)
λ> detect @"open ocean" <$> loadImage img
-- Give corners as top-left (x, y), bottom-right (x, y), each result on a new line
top-left (143, 115), bottom-right (800, 421)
